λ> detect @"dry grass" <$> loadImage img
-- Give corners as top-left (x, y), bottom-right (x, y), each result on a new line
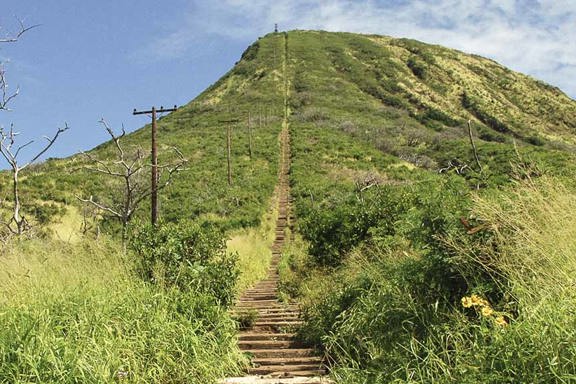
top-left (228, 193), bottom-right (278, 294)
top-left (471, 175), bottom-right (576, 306)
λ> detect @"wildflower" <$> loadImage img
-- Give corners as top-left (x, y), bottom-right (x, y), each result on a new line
top-left (461, 296), bottom-right (473, 308)
top-left (494, 316), bottom-right (508, 327)
top-left (470, 294), bottom-right (489, 307)
top-left (460, 296), bottom-right (473, 308)
top-left (481, 306), bottom-right (494, 317)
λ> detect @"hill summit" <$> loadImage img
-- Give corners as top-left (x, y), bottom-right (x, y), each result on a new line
top-left (4, 30), bottom-right (576, 231)
top-left (3, 30), bottom-right (576, 384)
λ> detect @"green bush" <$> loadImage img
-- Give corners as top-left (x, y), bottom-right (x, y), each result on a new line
top-left (407, 56), bottom-right (427, 79)
top-left (290, 167), bottom-right (576, 382)
top-left (130, 222), bottom-right (239, 307)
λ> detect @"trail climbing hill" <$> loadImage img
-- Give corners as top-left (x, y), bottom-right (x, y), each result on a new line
top-left (224, 125), bottom-right (329, 383)
top-left (7, 30), bottom-right (576, 231)
top-left (3, 29), bottom-right (576, 383)
top-left (224, 32), bottom-right (330, 384)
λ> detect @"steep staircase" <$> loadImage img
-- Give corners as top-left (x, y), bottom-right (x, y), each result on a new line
top-left (223, 127), bottom-right (330, 384)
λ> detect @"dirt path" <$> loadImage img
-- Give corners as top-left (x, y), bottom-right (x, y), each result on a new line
top-left (222, 33), bottom-right (330, 384)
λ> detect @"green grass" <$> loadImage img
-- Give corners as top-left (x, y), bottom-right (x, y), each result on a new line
top-left (282, 172), bottom-right (576, 382)
top-left (0, 237), bottom-right (246, 383)
top-left (276, 31), bottom-right (576, 381)
top-left (1, 29), bottom-right (576, 383)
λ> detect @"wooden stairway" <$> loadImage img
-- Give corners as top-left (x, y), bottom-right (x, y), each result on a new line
top-left (223, 126), bottom-right (330, 384)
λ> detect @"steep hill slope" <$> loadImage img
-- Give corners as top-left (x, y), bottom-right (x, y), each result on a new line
top-left (1, 30), bottom-right (575, 235)
top-left (2, 30), bottom-right (576, 383)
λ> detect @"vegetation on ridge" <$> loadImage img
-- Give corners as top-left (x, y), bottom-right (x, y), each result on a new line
top-left (2, 28), bottom-right (576, 383)
top-left (278, 30), bottom-right (576, 383)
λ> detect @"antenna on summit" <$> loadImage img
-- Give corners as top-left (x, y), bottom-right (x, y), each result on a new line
top-left (274, 23), bottom-right (278, 33)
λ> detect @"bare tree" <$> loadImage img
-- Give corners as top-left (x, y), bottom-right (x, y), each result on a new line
top-left (0, 19), bottom-right (65, 237)
top-left (78, 119), bottom-right (187, 246)
top-left (0, 124), bottom-right (69, 235)
top-left (1, 20), bottom-right (39, 110)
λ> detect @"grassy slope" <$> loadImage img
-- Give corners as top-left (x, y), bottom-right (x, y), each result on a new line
top-left (2, 29), bottom-right (576, 383)
top-left (279, 31), bottom-right (576, 382)
top-left (0, 32), bottom-right (288, 234)
top-left (2, 30), bottom-right (575, 232)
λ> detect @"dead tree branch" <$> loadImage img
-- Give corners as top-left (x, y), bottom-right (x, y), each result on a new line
top-left (78, 119), bottom-right (187, 246)
top-left (467, 120), bottom-right (482, 172)
top-left (0, 67), bottom-right (19, 111)
top-left (439, 159), bottom-right (469, 175)
top-left (0, 19), bottom-right (39, 43)
top-left (0, 19), bottom-right (39, 110)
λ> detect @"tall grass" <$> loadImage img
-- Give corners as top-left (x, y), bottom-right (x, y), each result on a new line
top-left (0, 237), bottom-right (245, 383)
top-left (471, 176), bottom-right (576, 301)
top-left (450, 176), bottom-right (576, 382)
top-left (287, 176), bottom-right (576, 383)
top-left (228, 192), bottom-right (278, 293)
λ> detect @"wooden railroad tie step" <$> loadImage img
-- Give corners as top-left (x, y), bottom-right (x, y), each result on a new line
top-left (239, 333), bottom-right (296, 341)
top-left (238, 339), bottom-right (303, 350)
top-left (248, 366), bottom-right (326, 376)
top-left (251, 356), bottom-right (323, 366)
top-left (243, 348), bottom-right (317, 358)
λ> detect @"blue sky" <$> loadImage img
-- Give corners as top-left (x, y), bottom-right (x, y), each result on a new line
top-left (1, 0), bottom-right (575, 162)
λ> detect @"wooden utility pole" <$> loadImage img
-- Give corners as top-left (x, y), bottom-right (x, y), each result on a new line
top-left (219, 118), bottom-right (240, 186)
top-left (133, 105), bottom-right (177, 225)
top-left (227, 124), bottom-right (232, 186)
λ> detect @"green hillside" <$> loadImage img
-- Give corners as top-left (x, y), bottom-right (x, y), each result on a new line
top-left (2, 30), bottom-right (576, 382)
top-left (2, 30), bottom-right (575, 233)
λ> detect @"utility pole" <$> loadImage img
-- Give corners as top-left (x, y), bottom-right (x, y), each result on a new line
top-left (227, 124), bottom-right (232, 186)
top-left (133, 105), bottom-right (177, 225)
top-left (219, 118), bottom-right (240, 186)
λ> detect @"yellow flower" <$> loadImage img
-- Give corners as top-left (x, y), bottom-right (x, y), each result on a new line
top-left (461, 296), bottom-right (473, 308)
top-left (471, 294), bottom-right (489, 307)
top-left (481, 306), bottom-right (494, 317)
top-left (494, 316), bottom-right (508, 327)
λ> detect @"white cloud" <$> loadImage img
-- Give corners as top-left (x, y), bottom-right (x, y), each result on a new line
top-left (137, 0), bottom-right (576, 98)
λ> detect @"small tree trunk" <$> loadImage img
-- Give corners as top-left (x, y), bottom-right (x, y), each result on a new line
top-left (467, 120), bottom-right (482, 172)
top-left (121, 219), bottom-right (128, 254)
top-left (12, 168), bottom-right (23, 234)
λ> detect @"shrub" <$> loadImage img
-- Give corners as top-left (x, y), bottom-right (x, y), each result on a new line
top-left (130, 222), bottom-right (239, 307)
top-left (407, 56), bottom-right (427, 79)
top-left (525, 134), bottom-right (545, 146)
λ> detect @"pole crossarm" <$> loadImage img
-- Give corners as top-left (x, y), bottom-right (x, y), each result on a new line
top-left (133, 105), bottom-right (178, 115)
